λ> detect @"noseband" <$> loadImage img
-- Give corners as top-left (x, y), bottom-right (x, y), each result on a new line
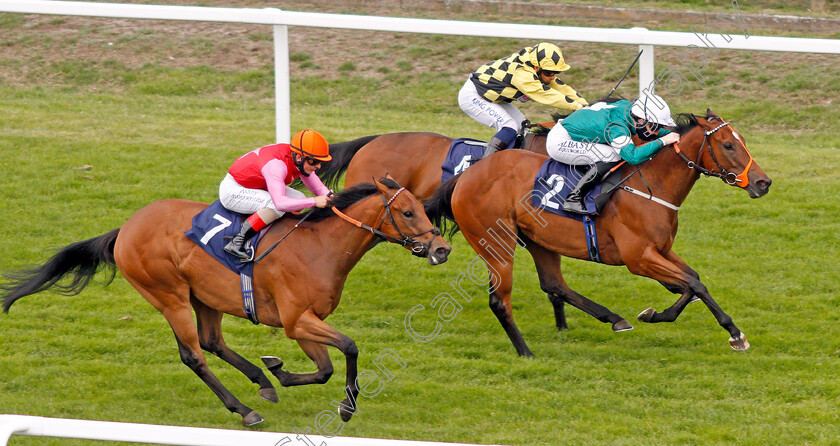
top-left (673, 121), bottom-right (754, 188)
top-left (332, 187), bottom-right (439, 254)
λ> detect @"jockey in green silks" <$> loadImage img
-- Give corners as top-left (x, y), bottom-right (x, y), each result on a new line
top-left (545, 93), bottom-right (681, 214)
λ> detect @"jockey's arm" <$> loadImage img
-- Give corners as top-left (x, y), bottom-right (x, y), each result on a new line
top-left (300, 172), bottom-right (331, 198)
top-left (548, 79), bottom-right (588, 106)
top-left (510, 69), bottom-right (583, 111)
top-left (607, 126), bottom-right (665, 165)
top-left (262, 160), bottom-right (317, 212)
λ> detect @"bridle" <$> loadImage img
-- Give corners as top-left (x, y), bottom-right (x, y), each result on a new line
top-left (332, 187), bottom-right (440, 255)
top-left (673, 120), bottom-right (754, 188)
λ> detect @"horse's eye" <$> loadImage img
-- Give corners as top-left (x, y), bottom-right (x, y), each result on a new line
top-left (723, 142), bottom-right (734, 150)
top-left (403, 211), bottom-right (414, 218)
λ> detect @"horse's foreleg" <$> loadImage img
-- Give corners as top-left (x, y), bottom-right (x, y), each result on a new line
top-left (261, 340), bottom-right (334, 387)
top-left (629, 247), bottom-right (748, 351)
top-left (485, 262), bottom-right (534, 357)
top-left (637, 290), bottom-right (695, 323)
top-left (639, 251), bottom-right (704, 322)
top-left (192, 298), bottom-right (277, 403)
top-left (278, 310), bottom-right (360, 422)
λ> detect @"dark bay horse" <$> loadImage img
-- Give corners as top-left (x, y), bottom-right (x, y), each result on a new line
top-left (319, 131), bottom-right (549, 202)
top-left (424, 110), bottom-right (771, 356)
top-left (1, 177), bottom-right (451, 426)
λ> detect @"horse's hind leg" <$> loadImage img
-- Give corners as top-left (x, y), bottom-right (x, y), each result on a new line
top-left (192, 297), bottom-right (277, 403)
top-left (126, 274), bottom-right (263, 426)
top-left (525, 243), bottom-right (631, 332)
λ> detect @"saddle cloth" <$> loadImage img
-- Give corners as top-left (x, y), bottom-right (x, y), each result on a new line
top-left (441, 138), bottom-right (486, 183)
top-left (184, 200), bottom-right (260, 277)
top-left (530, 159), bottom-right (619, 220)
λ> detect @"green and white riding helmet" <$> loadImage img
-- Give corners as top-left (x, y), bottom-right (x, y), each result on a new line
top-left (631, 93), bottom-right (677, 128)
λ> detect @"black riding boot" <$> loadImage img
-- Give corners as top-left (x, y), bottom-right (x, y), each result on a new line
top-left (224, 220), bottom-right (258, 261)
top-left (562, 162), bottom-right (617, 215)
top-left (482, 136), bottom-right (507, 159)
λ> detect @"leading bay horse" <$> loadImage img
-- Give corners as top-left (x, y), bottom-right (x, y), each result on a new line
top-left (424, 110), bottom-right (771, 356)
top-left (319, 130), bottom-right (549, 202)
top-left (1, 177), bottom-right (451, 426)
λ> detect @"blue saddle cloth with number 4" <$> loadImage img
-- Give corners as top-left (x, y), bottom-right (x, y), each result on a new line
top-left (184, 200), bottom-right (260, 277)
top-left (441, 138), bottom-right (486, 183)
top-left (530, 159), bottom-right (605, 221)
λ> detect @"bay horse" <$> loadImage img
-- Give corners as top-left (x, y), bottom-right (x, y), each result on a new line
top-left (1, 177), bottom-right (451, 426)
top-left (319, 130), bottom-right (549, 202)
top-left (423, 110), bottom-right (772, 356)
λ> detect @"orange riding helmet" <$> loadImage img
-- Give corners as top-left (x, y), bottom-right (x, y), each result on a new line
top-left (290, 129), bottom-right (332, 162)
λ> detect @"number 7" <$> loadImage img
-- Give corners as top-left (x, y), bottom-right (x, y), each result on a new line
top-left (200, 214), bottom-right (232, 245)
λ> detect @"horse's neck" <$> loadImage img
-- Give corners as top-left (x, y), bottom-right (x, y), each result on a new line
top-left (317, 202), bottom-right (382, 272)
top-left (638, 127), bottom-right (704, 208)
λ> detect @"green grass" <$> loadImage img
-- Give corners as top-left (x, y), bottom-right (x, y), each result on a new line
top-left (1, 3), bottom-right (839, 446)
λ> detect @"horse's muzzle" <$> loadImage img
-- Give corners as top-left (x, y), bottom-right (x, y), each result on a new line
top-left (747, 176), bottom-right (772, 199)
top-left (423, 233), bottom-right (451, 265)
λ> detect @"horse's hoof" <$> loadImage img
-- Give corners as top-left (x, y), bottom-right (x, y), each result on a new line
top-left (259, 387), bottom-right (278, 403)
top-left (729, 333), bottom-right (750, 351)
top-left (637, 308), bottom-right (656, 323)
top-left (338, 405), bottom-right (355, 423)
top-left (242, 411), bottom-right (264, 427)
top-left (261, 356), bottom-right (284, 372)
top-left (612, 319), bottom-right (633, 332)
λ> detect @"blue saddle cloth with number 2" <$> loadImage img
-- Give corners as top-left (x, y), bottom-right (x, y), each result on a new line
top-left (530, 159), bottom-right (604, 221)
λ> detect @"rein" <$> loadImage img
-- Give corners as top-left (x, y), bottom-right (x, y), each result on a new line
top-left (331, 187), bottom-right (439, 254)
top-left (673, 121), bottom-right (754, 188)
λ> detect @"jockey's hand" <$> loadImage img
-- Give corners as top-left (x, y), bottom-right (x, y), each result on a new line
top-left (314, 195), bottom-right (330, 208)
top-left (660, 132), bottom-right (680, 146)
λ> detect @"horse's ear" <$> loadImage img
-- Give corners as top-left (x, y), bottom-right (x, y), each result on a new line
top-left (706, 108), bottom-right (719, 119)
top-left (375, 177), bottom-right (391, 195)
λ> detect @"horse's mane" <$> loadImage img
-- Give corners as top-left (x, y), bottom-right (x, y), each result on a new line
top-left (673, 113), bottom-right (699, 136)
top-left (287, 177), bottom-right (402, 223)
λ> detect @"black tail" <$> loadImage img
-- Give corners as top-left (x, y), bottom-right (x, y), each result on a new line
top-left (1, 228), bottom-right (120, 313)
top-left (424, 173), bottom-right (463, 238)
top-left (319, 135), bottom-right (381, 190)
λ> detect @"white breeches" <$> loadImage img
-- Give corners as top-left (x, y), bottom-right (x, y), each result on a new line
top-left (545, 123), bottom-right (624, 165)
top-left (219, 173), bottom-right (305, 216)
top-left (458, 79), bottom-right (526, 132)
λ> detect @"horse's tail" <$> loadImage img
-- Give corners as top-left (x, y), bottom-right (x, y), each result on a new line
top-left (424, 172), bottom-right (462, 237)
top-left (1, 228), bottom-right (120, 313)
top-left (319, 135), bottom-right (381, 190)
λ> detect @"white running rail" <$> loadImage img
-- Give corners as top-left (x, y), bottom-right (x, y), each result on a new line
top-left (1, 0), bottom-right (838, 143)
top-left (0, 414), bottom-right (508, 446)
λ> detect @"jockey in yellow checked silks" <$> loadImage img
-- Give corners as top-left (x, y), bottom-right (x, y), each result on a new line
top-left (458, 42), bottom-right (588, 160)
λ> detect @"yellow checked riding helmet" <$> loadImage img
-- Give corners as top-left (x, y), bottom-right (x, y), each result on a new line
top-left (290, 129), bottom-right (332, 162)
top-left (529, 42), bottom-right (571, 73)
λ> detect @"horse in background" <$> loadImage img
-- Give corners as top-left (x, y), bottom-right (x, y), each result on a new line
top-left (319, 129), bottom-right (550, 202)
top-left (424, 110), bottom-right (771, 356)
